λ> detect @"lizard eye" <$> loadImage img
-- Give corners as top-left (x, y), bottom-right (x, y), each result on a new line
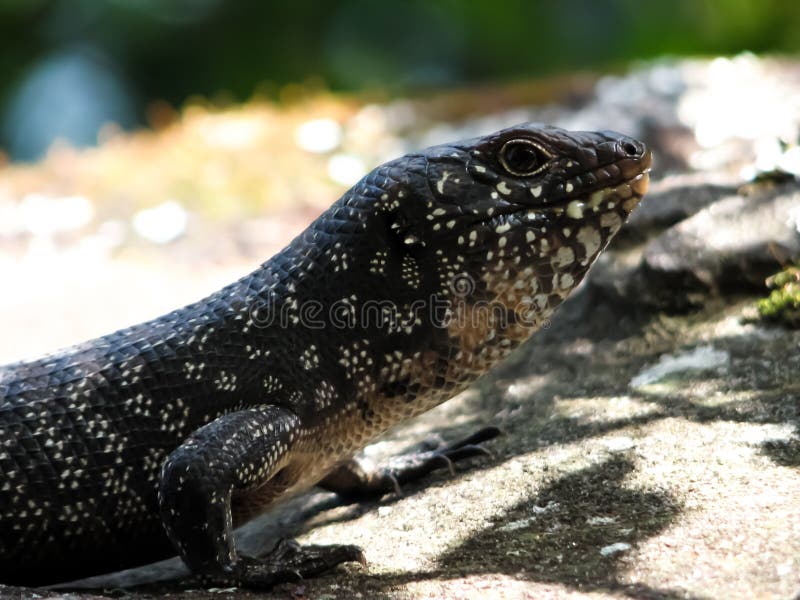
top-left (499, 139), bottom-right (550, 177)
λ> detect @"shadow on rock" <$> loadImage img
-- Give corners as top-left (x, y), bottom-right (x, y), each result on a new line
top-left (363, 456), bottom-right (702, 600)
top-left (761, 438), bottom-right (800, 468)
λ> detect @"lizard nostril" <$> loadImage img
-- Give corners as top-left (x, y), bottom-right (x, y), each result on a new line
top-left (620, 141), bottom-right (639, 157)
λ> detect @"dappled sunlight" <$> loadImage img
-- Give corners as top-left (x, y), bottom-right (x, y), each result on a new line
top-left (551, 395), bottom-right (661, 425)
top-left (624, 418), bottom-right (800, 599)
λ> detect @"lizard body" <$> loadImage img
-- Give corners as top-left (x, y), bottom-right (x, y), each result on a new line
top-left (0, 124), bottom-right (650, 587)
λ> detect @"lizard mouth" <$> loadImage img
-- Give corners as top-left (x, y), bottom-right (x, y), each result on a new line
top-left (521, 170), bottom-right (650, 223)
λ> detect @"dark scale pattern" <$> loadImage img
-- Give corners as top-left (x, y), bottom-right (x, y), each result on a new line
top-left (0, 123), bottom-right (651, 587)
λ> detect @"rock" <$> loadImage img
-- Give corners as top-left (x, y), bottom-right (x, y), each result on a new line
top-left (620, 172), bottom-right (739, 243)
top-left (643, 181), bottom-right (800, 290)
top-left (595, 181), bottom-right (800, 310)
top-left (629, 345), bottom-right (730, 388)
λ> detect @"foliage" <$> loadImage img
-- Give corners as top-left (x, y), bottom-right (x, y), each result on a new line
top-left (757, 265), bottom-right (800, 327)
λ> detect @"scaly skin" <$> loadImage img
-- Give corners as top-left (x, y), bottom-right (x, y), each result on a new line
top-left (0, 123), bottom-right (651, 587)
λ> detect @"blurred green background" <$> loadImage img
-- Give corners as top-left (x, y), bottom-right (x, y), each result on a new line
top-left (1, 0), bottom-right (799, 161)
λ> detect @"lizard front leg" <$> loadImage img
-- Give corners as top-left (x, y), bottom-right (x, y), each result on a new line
top-left (158, 405), bottom-right (362, 587)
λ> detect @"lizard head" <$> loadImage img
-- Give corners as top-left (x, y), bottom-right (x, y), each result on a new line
top-left (377, 123), bottom-right (651, 328)
top-left (277, 123), bottom-right (651, 413)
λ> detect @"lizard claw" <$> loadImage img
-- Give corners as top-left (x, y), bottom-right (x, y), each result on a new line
top-left (382, 425), bottom-right (501, 490)
top-left (320, 425), bottom-right (501, 501)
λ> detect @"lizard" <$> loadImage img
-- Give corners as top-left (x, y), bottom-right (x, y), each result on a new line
top-left (0, 123), bottom-right (651, 588)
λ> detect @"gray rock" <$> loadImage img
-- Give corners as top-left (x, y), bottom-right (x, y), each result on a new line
top-left (644, 181), bottom-right (800, 285)
top-left (620, 172), bottom-right (740, 243)
top-left (594, 181), bottom-right (800, 310)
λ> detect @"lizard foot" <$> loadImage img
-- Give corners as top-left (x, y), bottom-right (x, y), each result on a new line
top-left (321, 425), bottom-right (502, 501)
top-left (197, 539), bottom-right (365, 588)
top-left (384, 425), bottom-right (503, 490)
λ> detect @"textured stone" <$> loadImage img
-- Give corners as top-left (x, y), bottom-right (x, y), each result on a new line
top-left (594, 181), bottom-right (800, 310)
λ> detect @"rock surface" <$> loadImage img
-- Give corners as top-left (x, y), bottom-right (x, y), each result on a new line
top-left (594, 181), bottom-right (800, 311)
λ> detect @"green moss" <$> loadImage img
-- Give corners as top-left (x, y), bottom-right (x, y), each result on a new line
top-left (757, 265), bottom-right (800, 326)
